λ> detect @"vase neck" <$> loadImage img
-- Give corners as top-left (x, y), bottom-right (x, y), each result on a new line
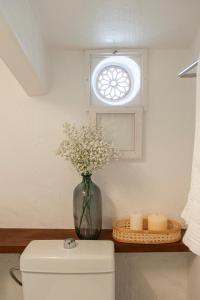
top-left (81, 173), bottom-right (92, 183)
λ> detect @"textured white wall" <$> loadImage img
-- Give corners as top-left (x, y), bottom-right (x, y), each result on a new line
top-left (188, 255), bottom-right (200, 300)
top-left (116, 253), bottom-right (189, 300)
top-left (193, 28), bottom-right (200, 58)
top-left (0, 49), bottom-right (195, 228)
top-left (0, 255), bottom-right (22, 300)
top-left (0, 49), bottom-right (195, 300)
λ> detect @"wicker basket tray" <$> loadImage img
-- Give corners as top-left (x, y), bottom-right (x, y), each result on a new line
top-left (112, 218), bottom-right (181, 244)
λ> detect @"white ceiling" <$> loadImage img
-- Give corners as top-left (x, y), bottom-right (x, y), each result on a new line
top-left (31, 0), bottom-right (200, 50)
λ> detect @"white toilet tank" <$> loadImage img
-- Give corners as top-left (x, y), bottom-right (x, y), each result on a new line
top-left (20, 239), bottom-right (115, 300)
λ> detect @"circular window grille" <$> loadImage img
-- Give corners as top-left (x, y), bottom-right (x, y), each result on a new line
top-left (97, 65), bottom-right (131, 101)
top-left (92, 56), bottom-right (141, 106)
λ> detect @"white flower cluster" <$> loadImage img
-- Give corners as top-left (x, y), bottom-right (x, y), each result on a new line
top-left (57, 123), bottom-right (119, 175)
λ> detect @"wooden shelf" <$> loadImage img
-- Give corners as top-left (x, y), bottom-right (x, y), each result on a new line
top-left (0, 228), bottom-right (189, 253)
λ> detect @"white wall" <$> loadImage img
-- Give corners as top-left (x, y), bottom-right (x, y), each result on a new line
top-left (0, 255), bottom-right (22, 300)
top-left (193, 28), bottom-right (200, 58)
top-left (116, 253), bottom-right (189, 300)
top-left (0, 49), bottom-right (195, 228)
top-left (188, 254), bottom-right (200, 300)
top-left (0, 48), bottom-right (195, 300)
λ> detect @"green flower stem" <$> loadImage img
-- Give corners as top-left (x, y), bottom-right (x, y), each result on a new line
top-left (78, 174), bottom-right (92, 232)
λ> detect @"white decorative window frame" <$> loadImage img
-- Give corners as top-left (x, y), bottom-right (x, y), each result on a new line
top-left (85, 49), bottom-right (148, 109)
top-left (89, 107), bottom-right (143, 159)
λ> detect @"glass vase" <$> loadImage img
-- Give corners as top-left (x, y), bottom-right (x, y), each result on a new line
top-left (73, 174), bottom-right (102, 240)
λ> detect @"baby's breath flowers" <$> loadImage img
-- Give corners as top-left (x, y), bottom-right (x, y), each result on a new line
top-left (57, 122), bottom-right (119, 175)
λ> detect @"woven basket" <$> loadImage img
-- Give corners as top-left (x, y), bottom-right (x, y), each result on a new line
top-left (112, 218), bottom-right (181, 244)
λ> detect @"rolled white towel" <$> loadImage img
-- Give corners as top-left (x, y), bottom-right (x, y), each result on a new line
top-left (183, 221), bottom-right (200, 255)
top-left (181, 56), bottom-right (200, 255)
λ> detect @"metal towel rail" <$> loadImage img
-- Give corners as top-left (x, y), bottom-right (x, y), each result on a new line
top-left (178, 59), bottom-right (199, 78)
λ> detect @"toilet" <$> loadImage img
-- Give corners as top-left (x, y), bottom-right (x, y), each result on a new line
top-left (20, 239), bottom-right (115, 300)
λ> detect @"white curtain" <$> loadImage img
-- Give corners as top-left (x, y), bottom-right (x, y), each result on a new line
top-left (182, 57), bottom-right (200, 255)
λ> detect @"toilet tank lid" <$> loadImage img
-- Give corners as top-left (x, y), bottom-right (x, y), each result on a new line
top-left (20, 240), bottom-right (115, 274)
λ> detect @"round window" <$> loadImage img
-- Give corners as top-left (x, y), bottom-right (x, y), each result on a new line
top-left (91, 56), bottom-right (141, 106)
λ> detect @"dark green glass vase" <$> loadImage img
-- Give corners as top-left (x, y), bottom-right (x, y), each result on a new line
top-left (73, 174), bottom-right (102, 240)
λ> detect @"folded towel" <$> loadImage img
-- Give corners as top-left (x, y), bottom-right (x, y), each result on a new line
top-left (181, 58), bottom-right (200, 255)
